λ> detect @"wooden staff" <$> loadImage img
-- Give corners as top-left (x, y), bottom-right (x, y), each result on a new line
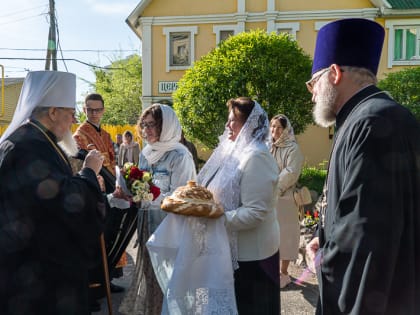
top-left (100, 233), bottom-right (113, 315)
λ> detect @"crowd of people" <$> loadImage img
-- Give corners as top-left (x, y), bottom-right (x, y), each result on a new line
top-left (0, 18), bottom-right (419, 315)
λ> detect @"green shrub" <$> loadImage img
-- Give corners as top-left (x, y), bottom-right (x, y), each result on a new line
top-left (173, 30), bottom-right (313, 148)
top-left (298, 162), bottom-right (327, 195)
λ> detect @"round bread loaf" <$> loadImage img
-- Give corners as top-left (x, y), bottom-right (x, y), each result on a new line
top-left (161, 180), bottom-right (224, 218)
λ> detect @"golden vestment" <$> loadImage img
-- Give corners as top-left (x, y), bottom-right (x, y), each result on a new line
top-left (74, 122), bottom-right (116, 176)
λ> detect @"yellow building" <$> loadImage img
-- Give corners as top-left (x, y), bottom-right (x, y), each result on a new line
top-left (0, 77), bottom-right (24, 126)
top-left (125, 0), bottom-right (420, 166)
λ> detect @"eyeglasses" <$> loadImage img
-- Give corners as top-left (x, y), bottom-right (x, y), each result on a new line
top-left (140, 121), bottom-right (157, 129)
top-left (86, 107), bottom-right (104, 114)
top-left (305, 68), bottom-right (331, 93)
top-left (58, 107), bottom-right (76, 119)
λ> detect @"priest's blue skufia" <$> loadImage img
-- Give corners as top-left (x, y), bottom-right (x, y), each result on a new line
top-left (312, 18), bottom-right (385, 75)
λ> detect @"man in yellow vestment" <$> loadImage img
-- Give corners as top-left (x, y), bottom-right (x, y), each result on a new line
top-left (74, 93), bottom-right (126, 312)
top-left (74, 93), bottom-right (115, 176)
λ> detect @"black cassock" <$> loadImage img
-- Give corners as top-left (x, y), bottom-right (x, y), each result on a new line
top-left (0, 122), bottom-right (105, 315)
top-left (75, 150), bottom-right (138, 298)
top-left (317, 85), bottom-right (420, 315)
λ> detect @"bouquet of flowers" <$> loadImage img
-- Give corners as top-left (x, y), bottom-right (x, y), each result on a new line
top-left (303, 210), bottom-right (320, 228)
top-left (116, 162), bottom-right (161, 203)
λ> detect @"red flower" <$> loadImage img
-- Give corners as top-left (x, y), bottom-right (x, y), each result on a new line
top-left (129, 167), bottom-right (143, 180)
top-left (150, 185), bottom-right (161, 201)
top-left (314, 211), bottom-right (319, 218)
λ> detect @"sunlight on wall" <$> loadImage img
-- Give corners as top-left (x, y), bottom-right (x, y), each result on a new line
top-left (1, 124), bottom-right (143, 148)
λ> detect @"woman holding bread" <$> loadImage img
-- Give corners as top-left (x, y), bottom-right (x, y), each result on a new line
top-left (197, 97), bottom-right (281, 314)
top-left (119, 104), bottom-right (196, 315)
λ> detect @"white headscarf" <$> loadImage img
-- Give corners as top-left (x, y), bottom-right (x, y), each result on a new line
top-left (0, 71), bottom-right (76, 144)
top-left (142, 104), bottom-right (186, 165)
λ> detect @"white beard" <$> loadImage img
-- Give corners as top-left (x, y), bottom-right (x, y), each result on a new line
top-left (58, 130), bottom-right (79, 157)
top-left (312, 79), bottom-right (338, 128)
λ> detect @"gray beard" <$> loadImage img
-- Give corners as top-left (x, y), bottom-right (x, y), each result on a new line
top-left (312, 82), bottom-right (338, 128)
top-left (58, 130), bottom-right (79, 157)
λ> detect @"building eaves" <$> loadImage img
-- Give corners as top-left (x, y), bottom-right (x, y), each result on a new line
top-left (126, 0), bottom-right (153, 39)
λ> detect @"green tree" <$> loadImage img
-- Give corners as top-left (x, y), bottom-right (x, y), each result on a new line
top-left (92, 54), bottom-right (143, 125)
top-left (173, 30), bottom-right (313, 148)
top-left (378, 67), bottom-right (420, 121)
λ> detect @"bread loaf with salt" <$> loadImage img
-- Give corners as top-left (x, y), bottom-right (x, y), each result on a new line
top-left (161, 180), bottom-right (224, 218)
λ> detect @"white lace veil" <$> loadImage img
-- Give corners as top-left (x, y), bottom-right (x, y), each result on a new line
top-left (197, 100), bottom-right (269, 267)
top-left (197, 100), bottom-right (269, 210)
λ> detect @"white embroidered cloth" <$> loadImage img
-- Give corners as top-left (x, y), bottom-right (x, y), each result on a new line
top-left (146, 213), bottom-right (238, 315)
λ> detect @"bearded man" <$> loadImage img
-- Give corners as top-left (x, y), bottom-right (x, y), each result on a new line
top-left (0, 71), bottom-right (106, 315)
top-left (305, 19), bottom-right (420, 315)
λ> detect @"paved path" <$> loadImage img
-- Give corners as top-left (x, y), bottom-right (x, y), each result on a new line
top-left (281, 263), bottom-right (318, 314)
top-left (94, 236), bottom-right (319, 315)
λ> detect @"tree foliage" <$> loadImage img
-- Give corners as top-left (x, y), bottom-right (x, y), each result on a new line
top-left (378, 67), bottom-right (420, 121)
top-left (93, 54), bottom-right (143, 125)
top-left (173, 30), bottom-right (313, 148)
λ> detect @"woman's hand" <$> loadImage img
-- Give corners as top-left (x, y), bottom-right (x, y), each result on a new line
top-left (112, 186), bottom-right (142, 208)
top-left (306, 237), bottom-right (320, 273)
top-left (112, 186), bottom-right (130, 200)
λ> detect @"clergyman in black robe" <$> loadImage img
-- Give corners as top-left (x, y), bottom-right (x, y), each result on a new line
top-left (306, 19), bottom-right (420, 315)
top-left (0, 71), bottom-right (106, 315)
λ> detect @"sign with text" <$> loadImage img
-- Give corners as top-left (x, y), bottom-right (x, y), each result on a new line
top-left (158, 81), bottom-right (178, 94)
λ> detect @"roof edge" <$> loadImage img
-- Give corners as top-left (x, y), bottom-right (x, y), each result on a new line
top-left (126, 0), bottom-right (153, 38)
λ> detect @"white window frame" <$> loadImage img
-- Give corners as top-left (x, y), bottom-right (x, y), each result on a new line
top-left (385, 19), bottom-right (420, 68)
top-left (275, 22), bottom-right (300, 39)
top-left (213, 25), bottom-right (240, 45)
top-left (163, 26), bottom-right (198, 72)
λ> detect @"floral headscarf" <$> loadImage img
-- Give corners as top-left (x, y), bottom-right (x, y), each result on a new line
top-left (270, 114), bottom-right (297, 149)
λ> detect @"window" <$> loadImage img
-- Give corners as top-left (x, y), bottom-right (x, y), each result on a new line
top-left (385, 20), bottom-right (420, 68)
top-left (163, 26), bottom-right (198, 72)
top-left (276, 22), bottom-right (300, 39)
top-left (213, 25), bottom-right (239, 45)
top-left (220, 30), bottom-right (234, 42)
top-left (170, 33), bottom-right (190, 66)
top-left (394, 27), bottom-right (418, 60)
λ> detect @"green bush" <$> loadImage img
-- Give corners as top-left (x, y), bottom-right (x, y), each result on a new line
top-left (173, 30), bottom-right (313, 148)
top-left (298, 162), bottom-right (327, 195)
top-left (378, 67), bottom-right (420, 121)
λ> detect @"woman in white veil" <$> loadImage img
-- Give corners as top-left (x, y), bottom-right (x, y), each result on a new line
top-left (197, 97), bottom-right (281, 314)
